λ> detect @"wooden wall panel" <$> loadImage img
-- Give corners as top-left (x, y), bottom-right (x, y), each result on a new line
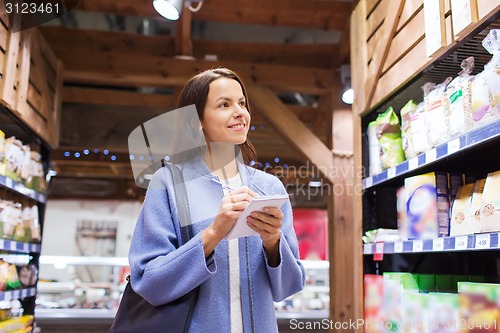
top-left (477, 0), bottom-right (498, 21)
top-left (424, 0), bottom-right (447, 57)
top-left (396, 0), bottom-right (424, 31)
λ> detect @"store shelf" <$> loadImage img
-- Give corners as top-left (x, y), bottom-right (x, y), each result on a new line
top-left (363, 119), bottom-right (500, 190)
top-left (0, 239), bottom-right (41, 254)
top-left (0, 287), bottom-right (36, 301)
top-left (363, 232), bottom-right (500, 255)
top-left (0, 174), bottom-right (47, 203)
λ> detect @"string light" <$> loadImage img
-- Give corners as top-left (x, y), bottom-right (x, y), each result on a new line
top-left (83, 149), bottom-right (89, 155)
top-left (74, 152), bottom-right (80, 158)
top-left (103, 149), bottom-right (109, 155)
top-left (64, 151), bottom-right (70, 157)
top-left (94, 149), bottom-right (99, 153)
top-left (130, 155), bottom-right (135, 160)
top-left (111, 155), bottom-right (117, 161)
top-left (274, 157), bottom-right (280, 163)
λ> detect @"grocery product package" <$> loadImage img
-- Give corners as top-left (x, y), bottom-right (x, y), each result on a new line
top-left (0, 201), bottom-right (22, 240)
top-left (376, 107), bottom-right (405, 169)
top-left (400, 100), bottom-right (418, 160)
top-left (410, 101), bottom-right (432, 155)
top-left (481, 170), bottom-right (500, 233)
top-left (405, 173), bottom-right (449, 239)
top-left (424, 79), bottom-right (452, 147)
top-left (0, 130), bottom-right (4, 164)
top-left (465, 179), bottom-right (486, 234)
top-left (364, 275), bottom-right (384, 333)
top-left (417, 274), bottom-right (436, 293)
top-left (26, 151), bottom-right (46, 192)
top-left (471, 29), bottom-right (500, 127)
top-left (397, 187), bottom-right (408, 241)
top-left (449, 183), bottom-right (475, 237)
top-left (0, 137), bottom-right (23, 181)
top-left (447, 57), bottom-right (475, 138)
top-left (402, 292), bottom-right (429, 333)
top-left (362, 228), bottom-right (400, 243)
top-left (368, 121), bottom-right (383, 175)
top-left (457, 282), bottom-right (500, 333)
top-left (428, 293), bottom-right (459, 333)
top-left (382, 277), bottom-right (404, 332)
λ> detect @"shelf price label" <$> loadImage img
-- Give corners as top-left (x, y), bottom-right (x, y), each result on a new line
top-left (413, 240), bottom-right (424, 252)
top-left (433, 238), bottom-right (444, 251)
top-left (475, 234), bottom-right (490, 249)
top-left (23, 243), bottom-right (29, 252)
top-left (373, 242), bottom-right (384, 261)
top-left (21, 289), bottom-right (27, 298)
top-left (394, 242), bottom-right (403, 253)
top-left (9, 241), bottom-right (16, 251)
top-left (408, 157), bottom-right (419, 171)
top-left (387, 167), bottom-right (396, 179)
top-left (426, 149), bottom-right (437, 164)
top-left (448, 138), bottom-right (460, 154)
top-left (363, 244), bottom-right (372, 254)
top-left (455, 236), bottom-right (468, 250)
top-left (365, 177), bottom-right (373, 188)
top-left (5, 178), bottom-right (12, 188)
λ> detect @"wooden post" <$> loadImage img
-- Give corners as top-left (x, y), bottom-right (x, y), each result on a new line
top-left (328, 108), bottom-right (363, 332)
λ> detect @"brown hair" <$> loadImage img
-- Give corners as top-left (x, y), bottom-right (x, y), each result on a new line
top-left (177, 68), bottom-right (257, 164)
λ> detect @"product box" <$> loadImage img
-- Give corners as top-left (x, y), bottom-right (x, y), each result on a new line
top-left (364, 275), bottom-right (384, 333)
top-left (405, 173), bottom-right (449, 239)
top-left (397, 187), bottom-right (408, 241)
top-left (450, 184), bottom-right (475, 237)
top-left (402, 292), bottom-right (429, 333)
top-left (448, 173), bottom-right (464, 207)
top-left (428, 293), bottom-right (459, 333)
top-left (481, 171), bottom-right (500, 233)
top-left (418, 274), bottom-right (436, 293)
top-left (382, 278), bottom-right (404, 333)
top-left (465, 179), bottom-right (486, 234)
top-left (436, 275), bottom-right (454, 293)
top-left (457, 282), bottom-right (500, 333)
top-left (384, 273), bottom-right (419, 291)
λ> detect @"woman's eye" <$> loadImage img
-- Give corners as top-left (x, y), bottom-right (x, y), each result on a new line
top-left (219, 102), bottom-right (228, 108)
top-left (239, 101), bottom-right (246, 107)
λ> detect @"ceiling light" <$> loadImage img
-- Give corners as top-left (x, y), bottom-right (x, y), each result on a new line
top-left (153, 0), bottom-right (183, 20)
top-left (342, 88), bottom-right (354, 105)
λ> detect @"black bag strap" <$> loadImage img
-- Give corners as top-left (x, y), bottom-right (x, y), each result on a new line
top-left (164, 163), bottom-right (194, 245)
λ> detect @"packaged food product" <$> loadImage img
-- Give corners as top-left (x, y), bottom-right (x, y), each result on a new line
top-left (397, 187), bottom-right (408, 241)
top-left (409, 101), bottom-right (431, 155)
top-left (465, 179), bottom-right (486, 234)
top-left (26, 151), bottom-right (46, 192)
top-left (405, 173), bottom-right (449, 239)
top-left (457, 282), bottom-right (500, 333)
top-left (424, 78), bottom-right (452, 147)
top-left (471, 29), bottom-right (500, 127)
top-left (382, 278), bottom-right (404, 332)
top-left (0, 202), bottom-right (21, 240)
top-left (0, 137), bottom-right (23, 181)
top-left (447, 56), bottom-right (475, 137)
top-left (362, 228), bottom-right (400, 243)
top-left (0, 130), bottom-right (5, 165)
top-left (0, 260), bottom-right (9, 291)
top-left (364, 275), bottom-right (384, 333)
top-left (5, 263), bottom-right (20, 290)
top-left (375, 107), bottom-right (405, 169)
top-left (368, 121), bottom-right (383, 175)
top-left (481, 170), bottom-right (500, 233)
top-left (449, 183), bottom-right (475, 237)
top-left (18, 264), bottom-right (38, 287)
top-left (28, 206), bottom-right (40, 242)
top-left (19, 145), bottom-right (30, 182)
top-left (402, 292), bottom-right (429, 333)
top-left (400, 100), bottom-right (418, 159)
top-left (428, 293), bottom-right (459, 333)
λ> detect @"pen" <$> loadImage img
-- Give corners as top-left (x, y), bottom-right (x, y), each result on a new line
top-left (210, 178), bottom-right (236, 192)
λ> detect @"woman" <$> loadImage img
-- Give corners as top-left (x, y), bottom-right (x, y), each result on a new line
top-left (128, 68), bottom-right (305, 332)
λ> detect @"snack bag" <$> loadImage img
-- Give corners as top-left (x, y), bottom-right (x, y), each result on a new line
top-left (368, 121), bottom-right (383, 175)
top-left (410, 101), bottom-right (431, 155)
top-left (481, 171), bottom-right (500, 233)
top-left (424, 78), bottom-right (452, 147)
top-left (447, 57), bottom-right (475, 137)
top-left (0, 130), bottom-right (5, 165)
top-left (0, 137), bottom-right (24, 181)
top-left (471, 29), bottom-right (500, 127)
top-left (400, 100), bottom-right (418, 159)
top-left (376, 107), bottom-right (405, 169)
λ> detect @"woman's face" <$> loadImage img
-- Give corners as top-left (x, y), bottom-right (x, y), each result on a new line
top-left (201, 78), bottom-right (250, 144)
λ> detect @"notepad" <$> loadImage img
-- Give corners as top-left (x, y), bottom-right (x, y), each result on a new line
top-left (225, 194), bottom-right (289, 241)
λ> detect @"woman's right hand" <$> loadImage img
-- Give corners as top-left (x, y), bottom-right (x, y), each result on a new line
top-left (201, 186), bottom-right (257, 257)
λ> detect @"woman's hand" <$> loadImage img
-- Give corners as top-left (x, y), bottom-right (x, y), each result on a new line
top-left (201, 186), bottom-right (257, 257)
top-left (246, 207), bottom-right (283, 266)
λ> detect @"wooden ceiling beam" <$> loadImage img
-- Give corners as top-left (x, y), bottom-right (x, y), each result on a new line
top-left (75, 0), bottom-right (352, 31)
top-left (56, 49), bottom-right (336, 94)
top-left (39, 26), bottom-right (338, 69)
top-left (248, 84), bottom-right (335, 184)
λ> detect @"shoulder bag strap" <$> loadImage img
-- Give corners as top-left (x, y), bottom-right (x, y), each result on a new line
top-left (164, 163), bottom-right (194, 246)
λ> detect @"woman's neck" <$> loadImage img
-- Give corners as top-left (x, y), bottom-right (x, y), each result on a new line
top-left (203, 142), bottom-right (239, 179)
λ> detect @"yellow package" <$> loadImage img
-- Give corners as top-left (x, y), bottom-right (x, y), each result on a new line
top-left (481, 170), bottom-right (500, 233)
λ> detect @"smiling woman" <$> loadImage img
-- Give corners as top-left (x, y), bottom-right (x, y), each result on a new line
top-left (123, 67), bottom-right (306, 332)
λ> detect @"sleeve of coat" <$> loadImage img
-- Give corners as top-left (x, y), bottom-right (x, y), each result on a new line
top-left (128, 168), bottom-right (216, 306)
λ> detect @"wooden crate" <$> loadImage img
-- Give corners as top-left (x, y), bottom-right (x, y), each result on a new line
top-left (0, 3), bottom-right (63, 148)
top-left (351, 0), bottom-right (500, 116)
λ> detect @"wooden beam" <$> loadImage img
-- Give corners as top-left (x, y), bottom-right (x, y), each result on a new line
top-left (362, 0), bottom-right (405, 112)
top-left (248, 84), bottom-right (335, 184)
top-left (175, 2), bottom-right (192, 56)
top-left (329, 108), bottom-right (362, 332)
top-left (62, 86), bottom-right (176, 108)
top-left (76, 0), bottom-right (352, 31)
top-left (40, 26), bottom-right (338, 69)
top-left (55, 49), bottom-right (336, 95)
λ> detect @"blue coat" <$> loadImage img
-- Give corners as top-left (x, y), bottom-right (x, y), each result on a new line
top-left (129, 155), bottom-right (306, 332)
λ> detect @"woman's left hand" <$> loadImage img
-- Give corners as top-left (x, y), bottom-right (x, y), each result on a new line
top-left (246, 207), bottom-right (282, 244)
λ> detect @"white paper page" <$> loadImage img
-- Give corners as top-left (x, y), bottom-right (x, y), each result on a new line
top-left (225, 194), bottom-right (289, 240)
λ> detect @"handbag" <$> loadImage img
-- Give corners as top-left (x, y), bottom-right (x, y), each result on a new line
top-left (109, 163), bottom-right (199, 333)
